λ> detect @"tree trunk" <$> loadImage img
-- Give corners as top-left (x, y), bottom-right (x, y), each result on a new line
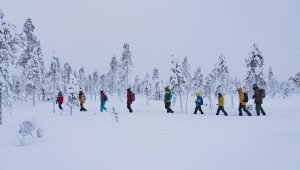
top-left (209, 95), bottom-right (212, 110)
top-left (33, 90), bottom-right (35, 107)
top-left (231, 94), bottom-right (234, 109)
top-left (185, 92), bottom-right (189, 114)
top-left (70, 106), bottom-right (72, 116)
top-left (0, 82), bottom-right (2, 125)
top-left (179, 90), bottom-right (183, 113)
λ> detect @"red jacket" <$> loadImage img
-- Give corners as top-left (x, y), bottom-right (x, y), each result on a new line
top-left (127, 90), bottom-right (132, 104)
top-left (56, 96), bottom-right (63, 104)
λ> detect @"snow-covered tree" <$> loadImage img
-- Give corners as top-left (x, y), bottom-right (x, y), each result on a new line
top-left (267, 67), bottom-right (278, 97)
top-left (92, 71), bottom-right (99, 101)
top-left (169, 56), bottom-right (185, 113)
top-left (78, 67), bottom-right (87, 92)
top-left (203, 72), bottom-right (216, 110)
top-left (244, 44), bottom-right (266, 93)
top-left (119, 43), bottom-right (132, 87)
top-left (181, 56), bottom-right (192, 113)
top-left (107, 55), bottom-right (118, 94)
top-left (18, 18), bottom-right (44, 106)
top-left (61, 62), bottom-right (72, 96)
top-left (213, 54), bottom-right (231, 96)
top-left (289, 72), bottom-right (300, 88)
top-left (192, 66), bottom-right (204, 94)
top-left (48, 55), bottom-right (62, 113)
top-left (0, 10), bottom-right (19, 122)
top-left (66, 72), bottom-right (79, 116)
top-left (133, 75), bottom-right (141, 95)
top-left (152, 68), bottom-right (161, 100)
top-left (142, 73), bottom-right (152, 105)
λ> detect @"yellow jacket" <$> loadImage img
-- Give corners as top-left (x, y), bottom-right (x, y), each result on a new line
top-left (218, 96), bottom-right (224, 107)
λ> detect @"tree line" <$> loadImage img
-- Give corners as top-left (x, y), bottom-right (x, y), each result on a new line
top-left (1, 9), bottom-right (300, 117)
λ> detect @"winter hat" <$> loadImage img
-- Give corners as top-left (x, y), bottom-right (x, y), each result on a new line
top-left (252, 84), bottom-right (258, 89)
top-left (237, 87), bottom-right (243, 93)
top-left (218, 93), bottom-right (222, 96)
top-left (196, 92), bottom-right (201, 97)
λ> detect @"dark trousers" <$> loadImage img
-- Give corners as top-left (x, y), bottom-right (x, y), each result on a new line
top-left (80, 104), bottom-right (87, 111)
top-left (238, 104), bottom-right (251, 116)
top-left (255, 103), bottom-right (266, 116)
top-left (165, 102), bottom-right (173, 113)
top-left (194, 106), bottom-right (204, 114)
top-left (127, 104), bottom-right (133, 113)
top-left (58, 103), bottom-right (63, 110)
top-left (216, 106), bottom-right (228, 116)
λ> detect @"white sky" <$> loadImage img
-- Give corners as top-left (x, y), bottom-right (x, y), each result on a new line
top-left (1, 0), bottom-right (300, 81)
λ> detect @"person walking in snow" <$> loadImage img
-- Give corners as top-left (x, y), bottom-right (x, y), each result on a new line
top-left (79, 90), bottom-right (87, 111)
top-left (194, 92), bottom-right (204, 114)
top-left (216, 93), bottom-right (228, 116)
top-left (164, 86), bottom-right (174, 113)
top-left (56, 91), bottom-right (64, 111)
top-left (100, 90), bottom-right (108, 112)
top-left (237, 87), bottom-right (251, 116)
top-left (127, 88), bottom-right (134, 113)
top-left (252, 84), bottom-right (266, 116)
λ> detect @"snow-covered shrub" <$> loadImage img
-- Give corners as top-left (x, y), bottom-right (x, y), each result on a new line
top-left (15, 120), bottom-right (43, 146)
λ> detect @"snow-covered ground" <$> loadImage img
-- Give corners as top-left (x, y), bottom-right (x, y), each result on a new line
top-left (1, 95), bottom-right (300, 170)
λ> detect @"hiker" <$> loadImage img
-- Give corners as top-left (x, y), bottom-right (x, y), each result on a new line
top-left (252, 84), bottom-right (266, 116)
top-left (164, 86), bottom-right (174, 113)
top-left (216, 93), bottom-right (228, 116)
top-left (56, 91), bottom-right (64, 111)
top-left (237, 87), bottom-right (251, 116)
top-left (127, 88), bottom-right (134, 113)
top-left (194, 92), bottom-right (204, 114)
top-left (100, 90), bottom-right (108, 112)
top-left (79, 90), bottom-right (87, 111)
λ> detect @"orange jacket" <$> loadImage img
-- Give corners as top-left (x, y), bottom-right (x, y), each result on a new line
top-left (238, 88), bottom-right (246, 106)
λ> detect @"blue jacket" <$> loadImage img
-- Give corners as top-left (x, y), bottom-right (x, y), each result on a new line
top-left (195, 96), bottom-right (203, 106)
top-left (100, 94), bottom-right (107, 104)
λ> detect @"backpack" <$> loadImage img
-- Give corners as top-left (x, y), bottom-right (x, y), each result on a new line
top-left (243, 92), bottom-right (249, 103)
top-left (132, 92), bottom-right (135, 101)
top-left (104, 95), bottom-right (108, 102)
top-left (259, 89), bottom-right (266, 98)
top-left (196, 97), bottom-right (203, 106)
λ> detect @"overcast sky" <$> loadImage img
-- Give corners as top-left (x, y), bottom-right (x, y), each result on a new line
top-left (1, 0), bottom-right (300, 81)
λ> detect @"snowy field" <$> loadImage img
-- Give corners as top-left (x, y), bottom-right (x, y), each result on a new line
top-left (0, 95), bottom-right (300, 170)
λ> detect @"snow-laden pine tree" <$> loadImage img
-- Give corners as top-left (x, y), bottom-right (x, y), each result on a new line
top-left (204, 72), bottom-right (217, 110)
top-left (181, 56), bottom-right (192, 113)
top-left (119, 43), bottom-right (132, 88)
top-left (244, 44), bottom-right (266, 93)
top-left (169, 56), bottom-right (185, 113)
top-left (142, 73), bottom-right (152, 105)
top-left (134, 75), bottom-right (141, 94)
top-left (66, 72), bottom-right (79, 116)
top-left (289, 72), bottom-right (300, 88)
top-left (192, 66), bottom-right (204, 94)
top-left (267, 67), bottom-right (278, 97)
top-left (87, 74), bottom-right (93, 100)
top-left (152, 68), bottom-right (161, 100)
top-left (92, 71), bottom-right (99, 101)
top-left (18, 18), bottom-right (44, 106)
top-left (78, 67), bottom-right (87, 92)
top-left (0, 10), bottom-right (19, 123)
top-left (48, 55), bottom-right (62, 113)
top-left (213, 54), bottom-right (231, 96)
top-left (99, 74), bottom-right (107, 92)
top-left (107, 55), bottom-right (118, 94)
top-left (61, 62), bottom-right (72, 96)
